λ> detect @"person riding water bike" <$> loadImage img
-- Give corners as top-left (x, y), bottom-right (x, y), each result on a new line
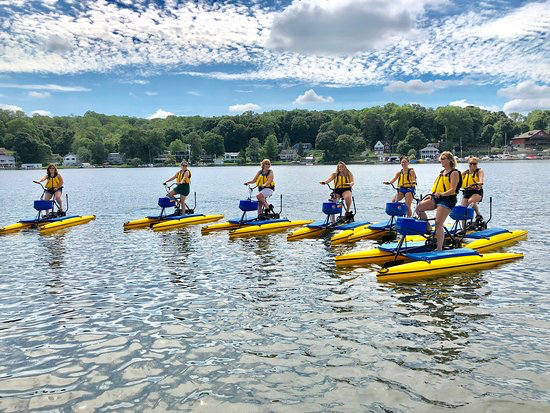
top-left (384, 155), bottom-right (417, 217)
top-left (164, 160), bottom-right (191, 214)
top-left (461, 156), bottom-right (484, 223)
top-left (36, 163), bottom-right (64, 217)
top-left (415, 151), bottom-right (462, 251)
top-left (320, 161), bottom-right (355, 222)
top-left (244, 159), bottom-right (275, 219)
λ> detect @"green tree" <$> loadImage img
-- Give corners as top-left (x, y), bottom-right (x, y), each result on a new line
top-left (185, 131), bottom-right (202, 163)
top-left (77, 146), bottom-right (92, 163)
top-left (262, 134), bottom-right (278, 160)
top-left (202, 132), bottom-right (225, 157)
top-left (12, 132), bottom-right (51, 163)
top-left (246, 137), bottom-right (262, 162)
top-left (169, 139), bottom-right (186, 153)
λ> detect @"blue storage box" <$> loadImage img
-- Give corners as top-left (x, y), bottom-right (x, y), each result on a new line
top-left (322, 202), bottom-right (342, 215)
top-left (34, 200), bottom-right (54, 211)
top-left (450, 206), bottom-right (474, 221)
top-left (385, 202), bottom-right (407, 217)
top-left (396, 217), bottom-right (429, 236)
top-left (158, 197), bottom-right (176, 208)
top-left (239, 199), bottom-right (258, 212)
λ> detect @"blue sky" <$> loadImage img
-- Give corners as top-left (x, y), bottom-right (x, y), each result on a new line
top-left (0, 0), bottom-right (549, 119)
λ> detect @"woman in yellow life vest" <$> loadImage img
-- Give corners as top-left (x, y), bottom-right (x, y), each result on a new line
top-left (461, 156), bottom-right (484, 220)
top-left (384, 156), bottom-right (417, 217)
top-left (36, 163), bottom-right (64, 214)
top-left (415, 151), bottom-right (462, 251)
top-left (244, 159), bottom-right (275, 217)
top-left (164, 160), bottom-right (191, 215)
top-left (320, 161), bottom-right (355, 221)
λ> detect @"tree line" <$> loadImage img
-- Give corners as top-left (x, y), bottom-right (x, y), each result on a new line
top-left (0, 105), bottom-right (548, 164)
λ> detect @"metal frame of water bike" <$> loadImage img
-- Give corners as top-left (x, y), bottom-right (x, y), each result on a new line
top-left (323, 182), bottom-right (356, 226)
top-left (163, 183), bottom-right (196, 217)
top-left (32, 181), bottom-right (68, 220)
top-left (243, 185), bottom-right (282, 223)
top-left (460, 184), bottom-right (492, 231)
top-left (379, 182), bottom-right (420, 242)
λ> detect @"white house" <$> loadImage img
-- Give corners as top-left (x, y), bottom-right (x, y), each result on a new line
top-left (374, 141), bottom-right (384, 154)
top-left (224, 152), bottom-right (240, 163)
top-left (107, 152), bottom-right (124, 165)
top-left (21, 163), bottom-right (42, 169)
top-left (0, 148), bottom-right (15, 168)
top-left (63, 153), bottom-right (80, 166)
top-left (420, 143), bottom-right (440, 160)
top-left (279, 149), bottom-right (298, 161)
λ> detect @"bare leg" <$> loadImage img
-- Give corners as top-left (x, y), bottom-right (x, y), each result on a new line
top-left (256, 193), bottom-right (269, 215)
top-left (416, 197), bottom-right (436, 232)
top-left (434, 205), bottom-right (451, 250)
top-left (343, 191), bottom-right (352, 213)
top-left (180, 195), bottom-right (187, 212)
top-left (404, 192), bottom-right (414, 217)
top-left (54, 191), bottom-right (63, 210)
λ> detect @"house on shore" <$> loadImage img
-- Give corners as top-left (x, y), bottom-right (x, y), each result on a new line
top-left (63, 153), bottom-right (81, 166)
top-left (420, 143), bottom-right (440, 160)
top-left (510, 130), bottom-right (550, 149)
top-left (0, 148), bottom-right (15, 169)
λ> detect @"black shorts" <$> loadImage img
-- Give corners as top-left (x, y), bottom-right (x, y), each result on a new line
top-left (333, 187), bottom-right (351, 196)
top-left (45, 187), bottom-right (62, 195)
top-left (463, 188), bottom-right (483, 200)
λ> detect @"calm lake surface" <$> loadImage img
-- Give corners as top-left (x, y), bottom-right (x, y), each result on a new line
top-left (0, 162), bottom-right (549, 412)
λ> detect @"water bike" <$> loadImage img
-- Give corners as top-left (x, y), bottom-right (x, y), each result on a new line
top-left (332, 183), bottom-right (414, 244)
top-left (202, 185), bottom-right (312, 237)
top-left (123, 184), bottom-right (223, 231)
top-left (0, 181), bottom-right (95, 235)
top-left (335, 206), bottom-right (526, 281)
top-left (287, 183), bottom-right (371, 241)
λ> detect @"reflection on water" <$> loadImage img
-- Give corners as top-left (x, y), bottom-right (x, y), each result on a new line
top-left (0, 162), bottom-right (549, 411)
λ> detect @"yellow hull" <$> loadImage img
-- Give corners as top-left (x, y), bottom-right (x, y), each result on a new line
top-left (376, 252), bottom-right (523, 282)
top-left (123, 217), bottom-right (160, 230)
top-left (0, 222), bottom-right (33, 235)
top-left (287, 226), bottom-right (327, 241)
top-left (464, 230), bottom-right (528, 252)
top-left (330, 227), bottom-right (367, 244)
top-left (40, 216), bottom-right (96, 235)
top-left (201, 221), bottom-right (242, 234)
top-left (335, 229), bottom-right (528, 267)
top-left (347, 226), bottom-right (388, 243)
top-left (152, 214), bottom-right (224, 232)
top-left (229, 220), bottom-right (313, 238)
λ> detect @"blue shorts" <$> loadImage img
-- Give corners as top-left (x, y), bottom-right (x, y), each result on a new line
top-left (399, 187), bottom-right (415, 195)
top-left (434, 195), bottom-right (457, 210)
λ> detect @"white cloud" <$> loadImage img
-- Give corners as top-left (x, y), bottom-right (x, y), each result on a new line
top-left (121, 79), bottom-right (149, 85)
top-left (0, 104), bottom-right (24, 112)
top-left (0, 83), bottom-right (90, 92)
top-left (28, 91), bottom-right (51, 98)
top-left (268, 0), bottom-right (447, 55)
top-left (498, 81), bottom-right (550, 112)
top-left (385, 79), bottom-right (463, 94)
top-left (147, 109), bottom-right (174, 119)
top-left (145, 91), bottom-right (158, 96)
top-left (294, 89), bottom-right (334, 104)
top-left (187, 91), bottom-right (200, 96)
top-left (449, 99), bottom-right (499, 112)
top-left (229, 103), bottom-right (261, 113)
top-left (32, 110), bottom-right (51, 116)
top-left (235, 89), bottom-right (253, 93)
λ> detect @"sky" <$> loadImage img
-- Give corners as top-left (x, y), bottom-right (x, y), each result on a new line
top-left (0, 0), bottom-right (549, 119)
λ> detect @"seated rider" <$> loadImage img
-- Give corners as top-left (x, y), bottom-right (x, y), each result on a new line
top-left (36, 163), bottom-right (64, 217)
top-left (163, 160), bottom-right (191, 214)
top-left (244, 159), bottom-right (275, 218)
top-left (384, 155), bottom-right (417, 217)
top-left (415, 151), bottom-right (462, 251)
top-left (320, 161), bottom-right (355, 222)
top-left (461, 156), bottom-right (484, 222)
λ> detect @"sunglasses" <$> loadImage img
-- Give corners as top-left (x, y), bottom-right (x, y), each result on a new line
top-left (469, 162), bottom-right (477, 165)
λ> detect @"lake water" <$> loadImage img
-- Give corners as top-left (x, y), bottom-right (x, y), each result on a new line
top-left (0, 162), bottom-right (549, 412)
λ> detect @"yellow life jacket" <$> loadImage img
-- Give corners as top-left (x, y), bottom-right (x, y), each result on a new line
top-left (45, 175), bottom-right (61, 189)
top-left (431, 169), bottom-right (461, 195)
top-left (462, 168), bottom-right (480, 188)
top-left (398, 168), bottom-right (415, 188)
top-left (256, 169), bottom-right (274, 189)
top-left (335, 173), bottom-right (351, 189)
top-left (176, 169), bottom-right (191, 184)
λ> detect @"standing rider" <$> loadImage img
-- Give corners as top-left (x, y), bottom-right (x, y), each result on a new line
top-left (36, 163), bottom-right (64, 217)
top-left (164, 160), bottom-right (191, 215)
top-left (415, 151), bottom-right (462, 251)
top-left (461, 156), bottom-right (484, 222)
top-left (320, 161), bottom-right (355, 222)
top-left (384, 156), bottom-right (417, 217)
top-left (244, 159), bottom-right (275, 218)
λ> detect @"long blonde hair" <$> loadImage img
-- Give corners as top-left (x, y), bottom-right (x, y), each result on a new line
top-left (46, 163), bottom-right (59, 178)
top-left (440, 151), bottom-right (456, 169)
top-left (335, 161), bottom-right (351, 178)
